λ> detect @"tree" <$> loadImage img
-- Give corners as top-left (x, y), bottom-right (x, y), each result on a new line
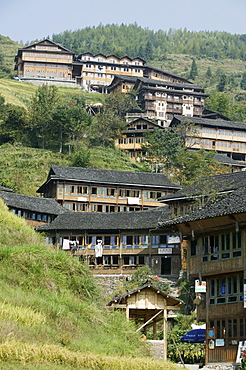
top-left (142, 127), bottom-right (184, 173)
top-left (217, 74), bottom-right (227, 91)
top-left (71, 146), bottom-right (91, 167)
top-left (90, 109), bottom-right (126, 147)
top-left (205, 90), bottom-right (230, 116)
top-left (89, 92), bottom-right (139, 148)
top-left (142, 124), bottom-right (228, 185)
top-left (205, 67), bottom-right (212, 78)
top-left (240, 72), bottom-right (246, 90)
top-left (2, 104), bottom-right (28, 144)
top-left (145, 40), bottom-right (154, 61)
top-left (189, 59), bottom-right (198, 80)
top-left (103, 92), bottom-right (139, 118)
top-left (28, 85), bottom-right (60, 149)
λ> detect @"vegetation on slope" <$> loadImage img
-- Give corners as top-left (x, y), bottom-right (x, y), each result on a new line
top-left (0, 78), bottom-right (104, 108)
top-left (0, 199), bottom-right (179, 369)
top-left (0, 144), bottom-right (148, 196)
top-left (50, 24), bottom-right (246, 61)
top-left (0, 35), bottom-right (19, 78)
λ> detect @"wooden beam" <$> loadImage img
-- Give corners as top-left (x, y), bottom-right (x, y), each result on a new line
top-left (163, 308), bottom-right (167, 361)
top-left (135, 310), bottom-right (163, 333)
top-left (110, 304), bottom-right (127, 309)
top-left (166, 305), bottom-right (182, 310)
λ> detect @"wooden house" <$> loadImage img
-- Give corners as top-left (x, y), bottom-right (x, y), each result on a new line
top-left (107, 75), bottom-right (138, 94)
top-left (143, 65), bottom-right (191, 84)
top-left (170, 115), bottom-right (246, 162)
top-left (14, 39), bottom-right (76, 87)
top-left (75, 53), bottom-right (145, 92)
top-left (159, 171), bottom-right (246, 218)
top-left (0, 190), bottom-right (68, 227)
top-left (37, 165), bottom-right (181, 213)
top-left (133, 77), bottom-right (208, 127)
top-left (36, 206), bottom-right (182, 277)
top-left (107, 281), bottom-right (183, 360)
top-left (158, 174), bottom-right (246, 364)
top-left (116, 117), bottom-right (165, 162)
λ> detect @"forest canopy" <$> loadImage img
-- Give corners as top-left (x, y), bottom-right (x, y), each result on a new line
top-left (43, 24), bottom-right (246, 61)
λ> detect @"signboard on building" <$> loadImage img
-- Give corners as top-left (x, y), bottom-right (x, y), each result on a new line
top-left (215, 339), bottom-right (225, 347)
top-left (167, 235), bottom-right (181, 244)
top-left (195, 280), bottom-right (206, 293)
top-left (158, 248), bottom-right (172, 254)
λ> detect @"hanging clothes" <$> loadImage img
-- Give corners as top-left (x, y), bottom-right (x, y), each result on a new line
top-left (95, 240), bottom-right (103, 257)
top-left (62, 239), bottom-right (70, 250)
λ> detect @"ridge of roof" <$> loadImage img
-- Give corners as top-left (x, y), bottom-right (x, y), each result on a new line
top-left (37, 165), bottom-right (181, 193)
top-left (159, 171), bottom-right (246, 202)
top-left (107, 280), bottom-right (183, 306)
top-left (171, 115), bottom-right (246, 130)
top-left (158, 185), bottom-right (246, 227)
top-left (0, 190), bottom-right (69, 215)
top-left (144, 65), bottom-right (191, 83)
top-left (36, 205), bottom-right (172, 231)
top-left (135, 76), bottom-right (204, 90)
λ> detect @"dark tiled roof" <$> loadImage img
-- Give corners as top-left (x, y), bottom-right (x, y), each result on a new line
top-left (214, 154), bottom-right (246, 167)
top-left (36, 205), bottom-right (171, 232)
top-left (144, 65), bottom-right (191, 84)
top-left (17, 39), bottom-right (74, 55)
top-left (37, 165), bottom-right (181, 193)
top-left (160, 171), bottom-right (246, 202)
top-left (107, 281), bottom-right (183, 306)
top-left (0, 191), bottom-right (69, 215)
top-left (202, 109), bottom-right (231, 121)
top-left (109, 75), bottom-right (138, 83)
top-left (135, 77), bottom-right (204, 91)
top-left (171, 115), bottom-right (246, 131)
top-left (159, 186), bottom-right (246, 227)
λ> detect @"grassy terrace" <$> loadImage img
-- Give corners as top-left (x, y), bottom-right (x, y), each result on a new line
top-left (0, 199), bottom-right (179, 369)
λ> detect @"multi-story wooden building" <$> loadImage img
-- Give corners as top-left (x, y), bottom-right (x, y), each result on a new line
top-left (37, 205), bottom-right (182, 277)
top-left (170, 115), bottom-right (246, 161)
top-left (75, 53), bottom-right (145, 92)
top-left (14, 39), bottom-right (76, 87)
top-left (159, 171), bottom-right (246, 218)
top-left (133, 78), bottom-right (208, 127)
top-left (116, 117), bottom-right (164, 162)
top-left (143, 65), bottom-right (191, 84)
top-left (0, 189), bottom-right (68, 227)
top-left (37, 165), bottom-right (181, 213)
top-left (158, 172), bottom-right (246, 364)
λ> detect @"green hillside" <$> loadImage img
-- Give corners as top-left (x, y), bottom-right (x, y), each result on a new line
top-left (1, 28), bottom-right (246, 109)
top-left (0, 78), bottom-right (104, 108)
top-left (0, 35), bottom-right (20, 77)
top-left (0, 144), bottom-right (149, 196)
top-left (0, 199), bottom-right (179, 369)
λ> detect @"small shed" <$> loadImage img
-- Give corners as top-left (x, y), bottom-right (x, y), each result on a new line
top-left (107, 281), bottom-right (183, 359)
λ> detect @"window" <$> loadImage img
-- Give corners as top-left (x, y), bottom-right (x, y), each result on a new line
top-left (141, 235), bottom-right (149, 247)
top-left (58, 185), bottom-right (63, 196)
top-left (202, 231), bottom-right (241, 262)
top-left (123, 256), bottom-right (130, 265)
top-left (209, 275), bottom-right (243, 305)
top-left (78, 186), bottom-right (88, 195)
top-left (152, 235), bottom-right (159, 248)
top-left (191, 240), bottom-right (198, 256)
top-left (76, 203), bottom-right (88, 211)
top-left (112, 256), bottom-right (119, 265)
top-left (91, 187), bottom-right (97, 195)
top-left (139, 256), bottom-right (145, 264)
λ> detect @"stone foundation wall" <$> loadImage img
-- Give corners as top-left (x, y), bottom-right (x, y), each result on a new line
top-left (94, 274), bottom-right (127, 296)
top-left (146, 340), bottom-right (165, 359)
top-left (19, 78), bottom-right (78, 88)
